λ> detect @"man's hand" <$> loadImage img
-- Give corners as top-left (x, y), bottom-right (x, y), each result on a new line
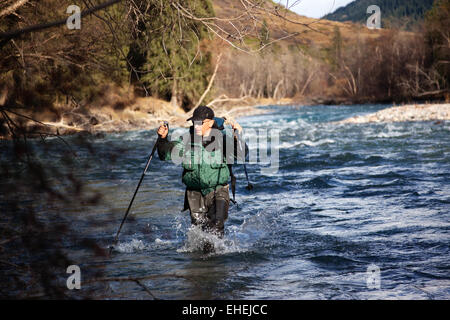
top-left (226, 118), bottom-right (243, 134)
top-left (157, 122), bottom-right (169, 139)
top-left (232, 122), bottom-right (243, 135)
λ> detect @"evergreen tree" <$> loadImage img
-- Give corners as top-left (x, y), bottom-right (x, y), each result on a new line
top-left (259, 19), bottom-right (270, 46)
top-left (136, 0), bottom-right (215, 109)
top-left (331, 26), bottom-right (343, 68)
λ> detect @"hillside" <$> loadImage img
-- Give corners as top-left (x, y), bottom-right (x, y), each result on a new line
top-left (210, 0), bottom-right (426, 105)
top-left (323, 0), bottom-right (436, 30)
top-left (212, 0), bottom-right (387, 48)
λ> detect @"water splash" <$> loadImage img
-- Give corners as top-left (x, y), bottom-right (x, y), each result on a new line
top-left (277, 139), bottom-right (336, 149)
top-left (114, 237), bottom-right (176, 253)
top-left (177, 225), bottom-right (244, 255)
top-left (115, 238), bottom-right (147, 253)
top-left (176, 208), bottom-right (277, 256)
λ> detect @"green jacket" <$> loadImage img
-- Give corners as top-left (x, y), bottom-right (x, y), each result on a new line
top-left (157, 125), bottom-right (245, 197)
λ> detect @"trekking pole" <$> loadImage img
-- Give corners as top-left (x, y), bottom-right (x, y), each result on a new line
top-left (224, 117), bottom-right (253, 191)
top-left (109, 121), bottom-right (168, 255)
top-left (234, 128), bottom-right (253, 191)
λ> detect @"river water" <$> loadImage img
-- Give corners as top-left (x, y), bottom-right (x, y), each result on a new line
top-left (16, 104), bottom-right (450, 299)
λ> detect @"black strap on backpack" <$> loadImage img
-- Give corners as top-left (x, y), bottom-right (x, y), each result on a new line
top-left (228, 163), bottom-right (237, 204)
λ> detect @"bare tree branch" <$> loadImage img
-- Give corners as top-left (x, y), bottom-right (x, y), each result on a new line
top-left (195, 52), bottom-right (223, 108)
top-left (0, 0), bottom-right (29, 18)
top-left (0, 0), bottom-right (122, 47)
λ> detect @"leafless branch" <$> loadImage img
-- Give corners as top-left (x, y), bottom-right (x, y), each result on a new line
top-left (0, 0), bottom-right (29, 18)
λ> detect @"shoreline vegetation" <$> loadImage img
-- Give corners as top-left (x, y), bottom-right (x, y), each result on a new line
top-left (0, 96), bottom-right (291, 139)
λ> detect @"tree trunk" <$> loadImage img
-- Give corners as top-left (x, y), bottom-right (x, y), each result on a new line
top-left (170, 78), bottom-right (179, 108)
top-left (273, 79), bottom-right (283, 100)
top-left (300, 71), bottom-right (316, 96)
top-left (195, 53), bottom-right (222, 108)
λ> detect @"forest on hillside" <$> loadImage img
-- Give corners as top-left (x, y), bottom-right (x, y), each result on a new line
top-left (323, 0), bottom-right (436, 30)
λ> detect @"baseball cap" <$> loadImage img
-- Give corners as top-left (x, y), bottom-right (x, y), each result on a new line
top-left (187, 105), bottom-right (215, 122)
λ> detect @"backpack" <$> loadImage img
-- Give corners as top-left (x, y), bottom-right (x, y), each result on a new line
top-left (214, 117), bottom-right (238, 204)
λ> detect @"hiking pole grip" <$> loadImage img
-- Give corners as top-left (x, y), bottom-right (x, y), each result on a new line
top-left (110, 121), bottom-right (168, 254)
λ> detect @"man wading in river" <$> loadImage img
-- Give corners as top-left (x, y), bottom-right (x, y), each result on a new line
top-left (156, 106), bottom-right (247, 253)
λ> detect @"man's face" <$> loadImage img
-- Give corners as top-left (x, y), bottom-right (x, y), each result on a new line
top-left (194, 119), bottom-right (214, 137)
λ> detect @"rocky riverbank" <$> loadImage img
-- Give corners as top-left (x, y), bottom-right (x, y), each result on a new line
top-left (337, 103), bottom-right (450, 124)
top-left (6, 98), bottom-right (448, 139)
top-left (1, 95), bottom-right (290, 139)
